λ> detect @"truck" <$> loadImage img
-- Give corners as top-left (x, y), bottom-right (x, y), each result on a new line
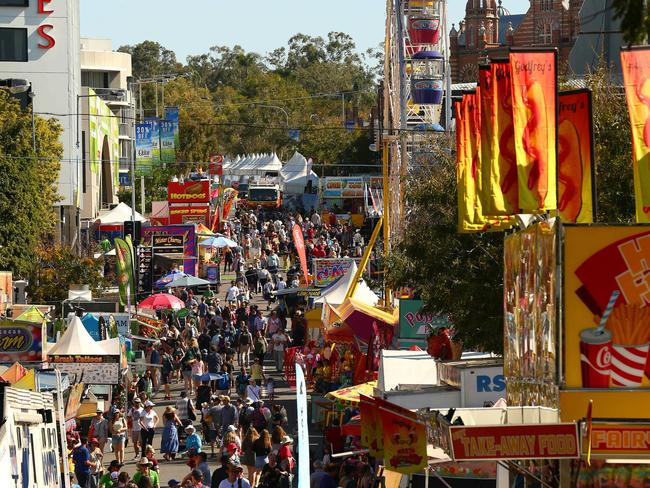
top-left (0, 382), bottom-right (69, 487)
top-left (246, 182), bottom-right (282, 209)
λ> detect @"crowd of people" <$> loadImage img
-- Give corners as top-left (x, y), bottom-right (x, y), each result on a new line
top-left (69, 205), bottom-right (376, 488)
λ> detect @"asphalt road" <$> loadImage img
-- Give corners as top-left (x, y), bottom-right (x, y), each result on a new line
top-left (100, 273), bottom-right (301, 488)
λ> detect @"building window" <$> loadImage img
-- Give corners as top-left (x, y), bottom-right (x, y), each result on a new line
top-left (539, 22), bottom-right (552, 44)
top-left (0, 28), bottom-right (27, 62)
top-left (0, 0), bottom-right (29, 6)
top-left (540, 0), bottom-right (552, 11)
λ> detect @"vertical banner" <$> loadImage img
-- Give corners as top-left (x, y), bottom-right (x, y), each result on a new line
top-left (558, 89), bottom-right (595, 223)
top-left (295, 364), bottom-right (310, 488)
top-left (164, 107), bottom-right (180, 149)
top-left (621, 47), bottom-right (650, 222)
top-left (159, 119), bottom-right (176, 163)
top-left (509, 49), bottom-right (557, 212)
top-left (456, 95), bottom-right (484, 232)
top-left (114, 238), bottom-right (135, 306)
top-left (484, 60), bottom-right (519, 215)
top-left (380, 401), bottom-right (428, 474)
top-left (135, 123), bottom-right (153, 177)
top-left (292, 224), bottom-right (310, 285)
top-left (145, 118), bottom-right (162, 165)
top-left (359, 394), bottom-right (381, 457)
top-left (221, 188), bottom-right (238, 220)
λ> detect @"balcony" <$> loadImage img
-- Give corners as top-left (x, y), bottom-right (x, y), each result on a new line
top-left (93, 88), bottom-right (132, 106)
top-left (119, 122), bottom-right (132, 139)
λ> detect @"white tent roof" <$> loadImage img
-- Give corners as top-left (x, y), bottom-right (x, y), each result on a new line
top-left (95, 202), bottom-right (146, 225)
top-left (223, 153), bottom-right (282, 176)
top-left (47, 316), bottom-right (110, 356)
top-left (314, 262), bottom-right (378, 308)
top-left (281, 151), bottom-right (320, 193)
top-left (377, 349), bottom-right (438, 392)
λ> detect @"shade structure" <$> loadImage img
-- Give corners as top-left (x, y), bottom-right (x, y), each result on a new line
top-left (199, 236), bottom-right (238, 248)
top-left (139, 292), bottom-right (185, 311)
top-left (95, 202), bottom-right (146, 225)
top-left (0, 362), bottom-right (26, 384)
top-left (47, 316), bottom-right (108, 356)
top-left (154, 271), bottom-right (187, 289)
top-left (14, 306), bottom-right (45, 323)
top-left (325, 381), bottom-right (377, 406)
top-left (336, 296), bottom-right (398, 343)
top-left (165, 275), bottom-right (210, 288)
top-left (314, 262), bottom-right (379, 308)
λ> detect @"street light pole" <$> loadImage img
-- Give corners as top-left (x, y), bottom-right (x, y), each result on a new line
top-left (254, 103), bottom-right (289, 127)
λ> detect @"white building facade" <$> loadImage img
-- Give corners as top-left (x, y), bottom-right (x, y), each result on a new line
top-left (0, 0), bottom-right (81, 245)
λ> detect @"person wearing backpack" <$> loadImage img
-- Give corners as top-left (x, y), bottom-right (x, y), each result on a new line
top-left (238, 324), bottom-right (252, 368)
top-left (252, 331), bottom-right (267, 366)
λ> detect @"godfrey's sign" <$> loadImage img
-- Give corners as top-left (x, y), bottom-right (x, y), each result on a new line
top-left (168, 181), bottom-right (210, 203)
top-left (0, 320), bottom-right (43, 362)
top-left (398, 299), bottom-right (451, 340)
top-left (449, 423), bottom-right (580, 461)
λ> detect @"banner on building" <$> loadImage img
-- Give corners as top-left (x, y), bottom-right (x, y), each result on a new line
top-left (509, 49), bottom-right (557, 213)
top-left (379, 400), bottom-right (428, 474)
top-left (160, 119), bottom-right (176, 163)
top-left (293, 224), bottom-right (310, 285)
top-left (482, 60), bottom-right (519, 215)
top-left (169, 206), bottom-right (210, 226)
top-left (164, 107), bottom-right (180, 149)
top-left (114, 237), bottom-right (135, 306)
top-left (135, 122), bottom-right (154, 177)
top-left (558, 89), bottom-right (595, 223)
top-left (621, 47), bottom-right (650, 222)
top-left (359, 394), bottom-right (382, 457)
top-left (563, 226), bottom-right (650, 389)
top-left (145, 118), bottom-right (161, 165)
top-left (88, 88), bottom-right (120, 190)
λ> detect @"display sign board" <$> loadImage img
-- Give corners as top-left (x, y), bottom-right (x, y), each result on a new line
top-left (152, 235), bottom-right (184, 249)
top-left (0, 320), bottom-right (43, 363)
top-left (399, 299), bottom-right (451, 340)
top-left (65, 383), bottom-right (85, 420)
top-left (584, 423), bottom-right (650, 457)
top-left (167, 180), bottom-right (210, 203)
top-left (313, 258), bottom-right (357, 287)
top-left (51, 362), bottom-right (120, 385)
top-left (564, 226), bottom-right (650, 389)
top-left (323, 177), bottom-right (364, 198)
top-left (449, 423), bottom-right (580, 461)
top-left (141, 225), bottom-right (197, 276)
top-left (168, 205), bottom-right (210, 225)
top-left (137, 246), bottom-right (153, 297)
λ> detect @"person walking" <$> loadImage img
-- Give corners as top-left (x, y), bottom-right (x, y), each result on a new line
top-left (110, 410), bottom-right (128, 464)
top-left (139, 400), bottom-right (159, 458)
top-left (238, 325), bottom-right (252, 368)
top-left (160, 406), bottom-right (181, 461)
top-left (90, 409), bottom-right (109, 453)
top-left (127, 398), bottom-right (144, 460)
top-left (72, 438), bottom-right (93, 488)
top-left (252, 429), bottom-right (272, 487)
top-left (270, 328), bottom-right (288, 373)
top-left (240, 427), bottom-right (259, 484)
top-left (252, 331), bottom-right (267, 366)
top-left (218, 464), bottom-right (251, 488)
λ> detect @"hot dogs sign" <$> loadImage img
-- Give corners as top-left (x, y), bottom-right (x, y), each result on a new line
top-left (564, 226), bottom-right (650, 389)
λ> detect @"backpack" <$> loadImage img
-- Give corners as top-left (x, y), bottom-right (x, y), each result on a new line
top-left (216, 374), bottom-right (230, 391)
top-left (254, 338), bottom-right (266, 355)
top-left (240, 331), bottom-right (251, 346)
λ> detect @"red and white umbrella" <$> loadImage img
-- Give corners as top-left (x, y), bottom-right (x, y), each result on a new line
top-left (138, 293), bottom-right (185, 311)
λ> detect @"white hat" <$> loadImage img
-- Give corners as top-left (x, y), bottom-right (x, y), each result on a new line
top-left (280, 435), bottom-right (293, 445)
top-left (185, 424), bottom-right (196, 432)
top-left (144, 400), bottom-right (155, 407)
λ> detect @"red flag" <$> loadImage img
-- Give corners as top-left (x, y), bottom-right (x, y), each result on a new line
top-left (292, 224), bottom-right (310, 285)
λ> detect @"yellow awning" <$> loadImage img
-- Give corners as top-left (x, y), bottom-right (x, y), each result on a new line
top-left (325, 380), bottom-right (377, 406)
top-left (336, 296), bottom-right (398, 326)
top-left (12, 369), bottom-right (35, 391)
top-left (306, 307), bottom-right (323, 329)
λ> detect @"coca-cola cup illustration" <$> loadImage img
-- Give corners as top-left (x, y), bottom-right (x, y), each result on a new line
top-left (611, 342), bottom-right (650, 387)
top-left (579, 328), bottom-right (612, 388)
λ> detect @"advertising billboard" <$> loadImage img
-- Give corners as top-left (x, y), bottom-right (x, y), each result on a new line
top-left (564, 226), bottom-right (650, 389)
top-left (141, 225), bottom-right (197, 276)
top-left (168, 205), bottom-right (210, 225)
top-left (135, 122), bottom-right (154, 177)
top-left (159, 119), bottom-right (176, 163)
top-left (323, 177), bottom-right (364, 198)
top-left (313, 258), bottom-right (357, 287)
top-left (398, 299), bottom-right (451, 340)
top-left (0, 320), bottom-right (44, 363)
top-left (167, 180), bottom-right (210, 204)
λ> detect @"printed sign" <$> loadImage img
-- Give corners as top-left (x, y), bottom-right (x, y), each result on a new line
top-left (564, 226), bottom-right (650, 389)
top-left (323, 177), bottom-right (365, 198)
top-left (167, 180), bottom-right (210, 203)
top-left (159, 119), bottom-right (176, 163)
top-left (379, 398), bottom-right (427, 474)
top-left (584, 423), bottom-right (650, 457)
top-left (398, 299), bottom-right (451, 339)
top-left (0, 320), bottom-right (43, 363)
top-left (135, 122), bottom-right (154, 177)
top-left (65, 383), bottom-right (85, 420)
top-left (141, 225), bottom-right (197, 276)
top-left (152, 235), bottom-right (184, 249)
top-left (164, 107), bottom-right (180, 149)
top-left (168, 206), bottom-right (210, 225)
top-left (449, 423), bottom-right (580, 461)
top-left (313, 258), bottom-right (356, 287)
top-left (51, 362), bottom-right (120, 385)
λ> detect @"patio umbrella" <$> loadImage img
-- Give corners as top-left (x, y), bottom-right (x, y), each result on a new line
top-left (165, 275), bottom-right (210, 288)
top-left (139, 293), bottom-right (185, 311)
top-left (154, 271), bottom-right (187, 289)
top-left (199, 236), bottom-right (238, 248)
top-left (325, 381), bottom-right (377, 406)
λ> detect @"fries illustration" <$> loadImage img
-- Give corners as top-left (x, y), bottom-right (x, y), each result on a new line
top-left (607, 304), bottom-right (650, 345)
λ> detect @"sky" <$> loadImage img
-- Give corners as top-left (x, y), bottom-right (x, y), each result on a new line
top-left (80, 1), bottom-right (527, 61)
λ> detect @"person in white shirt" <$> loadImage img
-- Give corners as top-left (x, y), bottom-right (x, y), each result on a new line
top-left (271, 329), bottom-right (288, 372)
top-left (127, 398), bottom-right (144, 460)
top-left (246, 378), bottom-right (262, 403)
top-left (219, 464), bottom-right (251, 488)
top-left (138, 400), bottom-right (159, 458)
top-left (226, 281), bottom-right (240, 306)
top-left (276, 276), bottom-right (286, 291)
top-left (311, 211), bottom-right (321, 227)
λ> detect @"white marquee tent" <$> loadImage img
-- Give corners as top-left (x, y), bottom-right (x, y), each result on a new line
top-left (314, 261), bottom-right (378, 308)
top-left (222, 153), bottom-right (282, 178)
top-left (47, 316), bottom-right (121, 356)
top-left (95, 202), bottom-right (147, 225)
top-left (280, 152), bottom-right (320, 194)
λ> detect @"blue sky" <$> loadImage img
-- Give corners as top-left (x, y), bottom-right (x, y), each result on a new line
top-left (81, 1), bottom-right (526, 61)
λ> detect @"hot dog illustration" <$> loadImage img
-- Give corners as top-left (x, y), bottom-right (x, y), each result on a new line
top-left (521, 79), bottom-right (549, 209)
top-left (558, 118), bottom-right (583, 222)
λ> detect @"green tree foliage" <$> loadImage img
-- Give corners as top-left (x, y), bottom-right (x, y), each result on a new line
top-left (27, 246), bottom-right (108, 310)
top-left (613, 0), bottom-right (650, 44)
top-left (118, 40), bottom-right (182, 79)
top-left (0, 91), bottom-right (61, 277)
top-left (385, 138), bottom-right (505, 353)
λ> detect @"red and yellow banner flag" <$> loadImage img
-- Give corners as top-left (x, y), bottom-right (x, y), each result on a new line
top-left (359, 394), bottom-right (382, 457)
top-left (480, 62), bottom-right (519, 215)
top-left (292, 224), bottom-right (310, 285)
top-left (621, 47), bottom-right (650, 222)
top-left (509, 49), bottom-right (557, 212)
top-left (379, 398), bottom-right (428, 474)
top-left (558, 89), bottom-right (595, 223)
top-left (456, 93), bottom-right (486, 232)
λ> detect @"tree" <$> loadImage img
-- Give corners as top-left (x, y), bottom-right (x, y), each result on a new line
top-left (27, 246), bottom-right (108, 311)
top-left (613, 0), bottom-right (650, 44)
top-left (385, 137), bottom-right (505, 353)
top-left (0, 91), bottom-right (62, 277)
top-left (118, 40), bottom-right (182, 79)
